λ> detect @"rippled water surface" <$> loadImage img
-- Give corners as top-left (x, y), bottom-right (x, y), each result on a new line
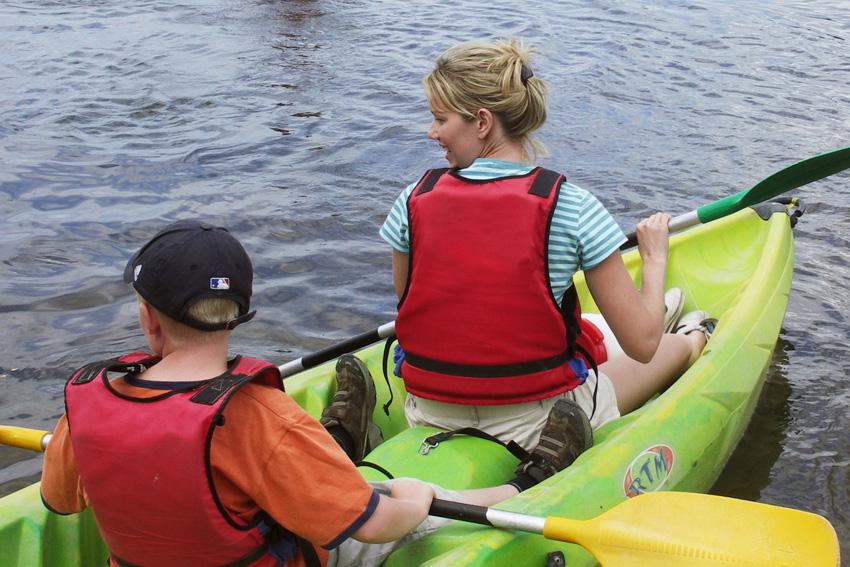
top-left (1, 0), bottom-right (849, 557)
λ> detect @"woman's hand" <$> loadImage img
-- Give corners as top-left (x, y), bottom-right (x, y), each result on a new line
top-left (635, 212), bottom-right (671, 267)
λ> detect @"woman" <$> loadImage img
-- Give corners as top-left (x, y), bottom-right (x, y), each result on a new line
top-left (380, 39), bottom-right (714, 491)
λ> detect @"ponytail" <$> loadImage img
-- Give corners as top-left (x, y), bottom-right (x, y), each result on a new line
top-left (423, 39), bottom-right (549, 163)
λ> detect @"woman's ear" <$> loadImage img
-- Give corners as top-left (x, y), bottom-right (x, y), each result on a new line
top-left (475, 108), bottom-right (496, 139)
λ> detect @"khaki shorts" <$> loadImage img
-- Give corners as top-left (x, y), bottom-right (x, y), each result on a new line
top-left (404, 370), bottom-right (620, 451)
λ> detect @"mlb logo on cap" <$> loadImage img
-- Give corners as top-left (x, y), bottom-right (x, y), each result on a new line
top-left (210, 277), bottom-right (231, 290)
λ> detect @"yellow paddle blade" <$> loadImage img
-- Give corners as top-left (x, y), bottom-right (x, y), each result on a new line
top-left (543, 491), bottom-right (839, 567)
top-left (0, 425), bottom-right (49, 452)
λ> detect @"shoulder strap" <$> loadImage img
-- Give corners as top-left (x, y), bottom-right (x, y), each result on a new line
top-left (232, 356), bottom-right (284, 391)
top-left (380, 337), bottom-right (398, 416)
top-left (69, 353), bottom-right (159, 386)
top-left (413, 168), bottom-right (449, 196)
top-left (528, 168), bottom-right (564, 198)
top-left (559, 283), bottom-right (581, 359)
top-left (190, 356), bottom-right (282, 406)
top-left (296, 535), bottom-right (321, 567)
top-left (69, 359), bottom-right (117, 385)
top-left (189, 374), bottom-right (253, 406)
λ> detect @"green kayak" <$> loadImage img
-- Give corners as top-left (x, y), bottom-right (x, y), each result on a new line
top-left (0, 202), bottom-right (801, 567)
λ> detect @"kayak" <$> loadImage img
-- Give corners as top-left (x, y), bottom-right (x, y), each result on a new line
top-left (0, 201), bottom-right (801, 567)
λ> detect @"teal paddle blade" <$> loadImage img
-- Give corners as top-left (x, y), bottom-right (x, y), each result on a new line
top-left (697, 146), bottom-right (850, 224)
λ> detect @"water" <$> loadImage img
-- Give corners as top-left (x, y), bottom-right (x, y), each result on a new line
top-left (1, 0), bottom-right (848, 556)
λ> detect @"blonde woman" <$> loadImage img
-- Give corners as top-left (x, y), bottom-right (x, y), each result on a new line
top-left (380, 39), bottom-right (714, 492)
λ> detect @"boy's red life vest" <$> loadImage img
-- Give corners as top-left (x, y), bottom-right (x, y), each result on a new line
top-left (396, 168), bottom-right (607, 405)
top-left (64, 352), bottom-right (290, 567)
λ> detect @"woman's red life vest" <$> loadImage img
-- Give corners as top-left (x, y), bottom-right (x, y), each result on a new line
top-left (64, 352), bottom-right (287, 567)
top-left (396, 168), bottom-right (607, 405)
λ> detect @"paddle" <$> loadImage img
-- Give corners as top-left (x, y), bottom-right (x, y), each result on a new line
top-left (0, 321), bottom-right (395, 451)
top-left (277, 320), bottom-right (395, 377)
top-left (429, 492), bottom-right (839, 566)
top-left (0, 320), bottom-right (399, 453)
top-left (0, 425), bottom-right (51, 452)
top-left (0, 319), bottom-right (398, 452)
top-left (3, 427), bottom-right (840, 566)
top-left (622, 145), bottom-right (850, 248)
top-left (280, 147), bottom-right (850, 368)
top-left (279, 149), bottom-right (850, 376)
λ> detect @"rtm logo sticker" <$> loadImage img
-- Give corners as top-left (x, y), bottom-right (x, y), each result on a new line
top-left (623, 445), bottom-right (674, 498)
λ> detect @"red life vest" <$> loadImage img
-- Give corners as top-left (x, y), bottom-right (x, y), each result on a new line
top-left (64, 352), bottom-right (288, 567)
top-left (396, 168), bottom-right (607, 405)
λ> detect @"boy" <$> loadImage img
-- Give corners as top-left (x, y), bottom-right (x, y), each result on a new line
top-left (40, 220), bottom-right (588, 566)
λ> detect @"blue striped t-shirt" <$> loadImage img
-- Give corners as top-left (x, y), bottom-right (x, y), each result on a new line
top-left (379, 158), bottom-right (627, 302)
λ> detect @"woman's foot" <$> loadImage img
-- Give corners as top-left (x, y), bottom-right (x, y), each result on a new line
top-left (674, 310), bottom-right (717, 364)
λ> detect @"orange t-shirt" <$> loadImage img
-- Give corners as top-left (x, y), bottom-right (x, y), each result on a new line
top-left (40, 377), bottom-right (377, 567)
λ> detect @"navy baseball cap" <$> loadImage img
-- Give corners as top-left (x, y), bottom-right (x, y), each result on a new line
top-left (123, 220), bottom-right (256, 331)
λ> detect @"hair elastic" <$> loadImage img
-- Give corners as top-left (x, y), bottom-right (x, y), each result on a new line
top-left (520, 64), bottom-right (534, 85)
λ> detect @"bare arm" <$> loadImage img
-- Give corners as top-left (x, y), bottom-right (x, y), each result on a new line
top-left (352, 479), bottom-right (433, 543)
top-left (584, 213), bottom-right (670, 363)
top-left (392, 249), bottom-right (410, 300)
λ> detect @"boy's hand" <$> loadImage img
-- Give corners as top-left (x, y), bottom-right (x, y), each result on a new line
top-left (390, 478), bottom-right (435, 513)
top-left (354, 479), bottom-right (435, 543)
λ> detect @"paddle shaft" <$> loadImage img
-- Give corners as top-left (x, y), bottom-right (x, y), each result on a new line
top-left (0, 425), bottom-right (51, 452)
top-left (277, 321), bottom-right (395, 377)
top-left (621, 145), bottom-right (850, 249)
top-left (430, 497), bottom-right (546, 534)
top-left (621, 211), bottom-right (698, 249)
top-left (1, 319), bottom-right (399, 452)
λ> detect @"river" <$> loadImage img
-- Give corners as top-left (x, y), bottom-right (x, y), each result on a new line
top-left (1, 0), bottom-right (848, 558)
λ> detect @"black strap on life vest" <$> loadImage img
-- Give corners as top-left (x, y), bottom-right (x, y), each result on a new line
top-left (560, 283), bottom-right (599, 420)
top-left (70, 358), bottom-right (154, 386)
top-left (381, 337), bottom-right (397, 416)
top-left (574, 342), bottom-right (599, 422)
top-left (190, 374), bottom-right (254, 406)
top-left (402, 350), bottom-right (571, 378)
top-left (559, 285), bottom-right (581, 360)
top-left (528, 168), bottom-right (563, 198)
top-left (414, 168), bottom-right (449, 196)
top-left (252, 513), bottom-right (320, 567)
top-left (295, 536), bottom-right (321, 567)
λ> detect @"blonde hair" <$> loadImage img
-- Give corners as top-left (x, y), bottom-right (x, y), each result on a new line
top-left (423, 39), bottom-right (549, 163)
top-left (138, 294), bottom-right (239, 345)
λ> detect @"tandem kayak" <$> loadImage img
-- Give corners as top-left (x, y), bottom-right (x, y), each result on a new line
top-left (0, 200), bottom-right (802, 567)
